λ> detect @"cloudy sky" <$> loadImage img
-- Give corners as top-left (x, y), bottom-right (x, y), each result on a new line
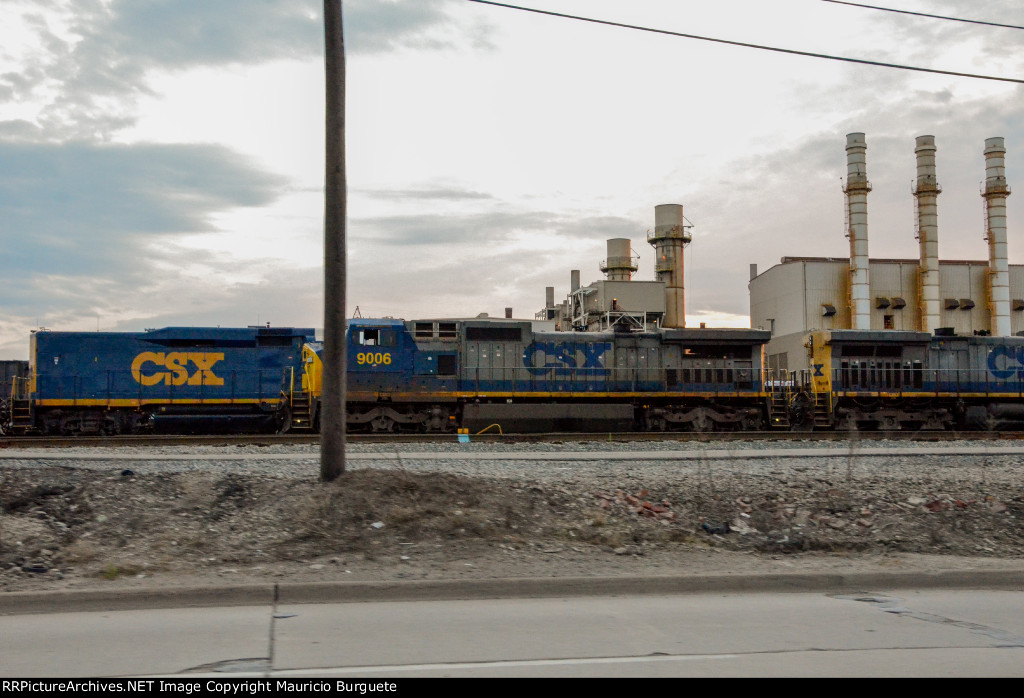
top-left (1, 0), bottom-right (1021, 358)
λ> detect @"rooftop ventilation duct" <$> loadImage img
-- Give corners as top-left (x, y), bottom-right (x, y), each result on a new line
top-left (648, 204), bottom-right (691, 328)
top-left (844, 133), bottom-right (872, 330)
top-left (913, 135), bottom-right (941, 333)
top-left (983, 137), bottom-right (1012, 336)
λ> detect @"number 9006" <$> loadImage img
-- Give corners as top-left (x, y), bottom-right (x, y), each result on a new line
top-left (356, 352), bottom-right (392, 367)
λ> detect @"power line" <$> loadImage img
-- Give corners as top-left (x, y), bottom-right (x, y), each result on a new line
top-left (467, 0), bottom-right (1024, 84)
top-left (822, 1), bottom-right (1024, 31)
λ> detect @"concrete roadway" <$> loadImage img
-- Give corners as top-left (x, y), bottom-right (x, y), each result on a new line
top-left (2, 573), bottom-right (1023, 678)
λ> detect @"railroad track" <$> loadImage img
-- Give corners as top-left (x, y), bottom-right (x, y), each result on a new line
top-left (2, 430), bottom-right (1024, 449)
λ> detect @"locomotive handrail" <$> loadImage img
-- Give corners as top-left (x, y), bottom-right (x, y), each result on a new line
top-left (11, 376), bottom-right (29, 401)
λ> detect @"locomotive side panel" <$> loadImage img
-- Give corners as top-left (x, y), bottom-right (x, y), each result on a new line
top-left (959, 335), bottom-right (1024, 429)
top-left (26, 327), bottom-right (312, 435)
top-left (969, 336), bottom-right (1024, 393)
top-left (461, 322), bottom-right (530, 393)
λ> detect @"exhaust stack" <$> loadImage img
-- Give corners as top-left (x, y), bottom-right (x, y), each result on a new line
top-left (648, 204), bottom-right (691, 328)
top-left (599, 238), bottom-right (636, 281)
top-left (913, 135), bottom-right (941, 333)
top-left (844, 133), bottom-right (872, 330)
top-left (983, 137), bottom-right (1011, 337)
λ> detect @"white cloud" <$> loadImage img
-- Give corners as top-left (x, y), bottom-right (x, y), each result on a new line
top-left (1, 0), bottom-right (1023, 358)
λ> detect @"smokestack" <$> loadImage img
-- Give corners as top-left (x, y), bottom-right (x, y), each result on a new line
top-left (649, 204), bottom-right (690, 328)
top-left (913, 135), bottom-right (941, 333)
top-left (545, 286), bottom-right (555, 308)
top-left (749, 263), bottom-right (757, 281)
top-left (505, 307), bottom-right (513, 319)
top-left (844, 133), bottom-right (872, 330)
top-left (983, 137), bottom-right (1012, 337)
top-left (599, 238), bottom-right (636, 281)
top-left (570, 270), bottom-right (580, 292)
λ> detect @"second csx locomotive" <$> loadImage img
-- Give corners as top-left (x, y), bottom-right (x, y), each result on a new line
top-left (281, 317), bottom-right (773, 433)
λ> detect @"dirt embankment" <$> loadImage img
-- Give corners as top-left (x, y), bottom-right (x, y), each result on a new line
top-left (2, 462), bottom-right (1023, 593)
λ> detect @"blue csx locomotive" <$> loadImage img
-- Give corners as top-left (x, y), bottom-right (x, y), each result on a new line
top-left (287, 317), bottom-right (774, 433)
top-left (8, 318), bottom-right (1024, 435)
top-left (6, 326), bottom-right (314, 435)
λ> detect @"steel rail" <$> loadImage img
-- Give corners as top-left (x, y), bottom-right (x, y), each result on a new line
top-left (2, 430), bottom-right (1023, 449)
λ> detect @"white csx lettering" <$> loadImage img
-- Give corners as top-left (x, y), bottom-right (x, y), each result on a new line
top-left (131, 352), bottom-right (225, 386)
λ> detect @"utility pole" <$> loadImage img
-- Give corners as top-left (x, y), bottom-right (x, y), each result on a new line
top-left (321, 0), bottom-right (346, 481)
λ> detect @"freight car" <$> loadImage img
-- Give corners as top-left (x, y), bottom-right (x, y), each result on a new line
top-left (280, 317), bottom-right (777, 433)
top-left (790, 329), bottom-right (1024, 431)
top-left (8, 326), bottom-right (314, 435)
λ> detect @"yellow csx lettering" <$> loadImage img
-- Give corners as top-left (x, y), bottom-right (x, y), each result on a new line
top-left (130, 352), bottom-right (226, 387)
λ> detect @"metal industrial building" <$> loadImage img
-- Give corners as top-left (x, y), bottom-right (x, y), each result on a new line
top-left (750, 133), bottom-right (1020, 375)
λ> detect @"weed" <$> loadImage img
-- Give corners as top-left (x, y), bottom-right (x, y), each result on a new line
top-left (96, 563), bottom-right (141, 580)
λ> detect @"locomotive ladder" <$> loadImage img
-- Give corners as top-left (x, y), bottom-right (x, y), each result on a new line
top-left (812, 391), bottom-right (832, 428)
top-left (286, 391), bottom-right (315, 432)
top-left (9, 377), bottom-right (33, 433)
top-left (767, 373), bottom-right (791, 429)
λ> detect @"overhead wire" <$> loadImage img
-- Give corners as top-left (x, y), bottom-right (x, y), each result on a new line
top-left (821, 1), bottom-right (1024, 31)
top-left (466, 0), bottom-right (1024, 84)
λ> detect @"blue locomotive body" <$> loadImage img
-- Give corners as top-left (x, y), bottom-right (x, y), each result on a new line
top-left (308, 317), bottom-right (772, 433)
top-left (805, 330), bottom-right (1024, 430)
top-left (16, 326), bottom-right (314, 435)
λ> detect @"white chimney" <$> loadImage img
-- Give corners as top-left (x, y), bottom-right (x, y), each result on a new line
top-left (648, 204), bottom-right (690, 328)
top-left (913, 135), bottom-right (941, 333)
top-left (844, 133), bottom-right (872, 330)
top-left (983, 137), bottom-right (1012, 337)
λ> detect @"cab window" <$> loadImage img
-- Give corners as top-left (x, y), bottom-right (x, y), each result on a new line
top-left (356, 329), bottom-right (397, 347)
